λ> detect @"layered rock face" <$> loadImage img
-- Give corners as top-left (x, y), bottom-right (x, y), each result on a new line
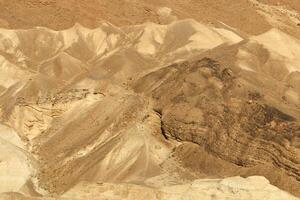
top-left (135, 56), bottom-right (300, 196)
top-left (0, 18), bottom-right (299, 199)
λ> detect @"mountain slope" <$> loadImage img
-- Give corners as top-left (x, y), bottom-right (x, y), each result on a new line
top-left (0, 16), bottom-right (299, 200)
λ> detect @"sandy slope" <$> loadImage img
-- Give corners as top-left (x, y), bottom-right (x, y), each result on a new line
top-left (5, 176), bottom-right (296, 200)
top-left (0, 124), bottom-right (33, 193)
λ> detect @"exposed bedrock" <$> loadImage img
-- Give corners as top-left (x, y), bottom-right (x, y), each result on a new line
top-left (134, 57), bottom-right (300, 196)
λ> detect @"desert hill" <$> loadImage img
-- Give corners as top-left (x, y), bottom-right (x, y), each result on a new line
top-left (0, 1), bottom-right (299, 200)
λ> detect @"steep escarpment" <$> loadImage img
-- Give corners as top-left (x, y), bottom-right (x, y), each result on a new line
top-left (134, 57), bottom-right (300, 196)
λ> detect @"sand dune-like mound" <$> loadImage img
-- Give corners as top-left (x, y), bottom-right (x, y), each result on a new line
top-left (0, 18), bottom-right (299, 200)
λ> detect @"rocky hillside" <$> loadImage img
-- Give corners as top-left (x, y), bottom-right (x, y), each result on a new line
top-left (0, 1), bottom-right (299, 200)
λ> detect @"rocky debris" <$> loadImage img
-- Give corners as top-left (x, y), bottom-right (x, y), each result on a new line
top-left (36, 89), bottom-right (104, 105)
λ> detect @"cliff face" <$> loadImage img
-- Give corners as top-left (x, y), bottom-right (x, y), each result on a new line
top-left (134, 57), bottom-right (300, 196)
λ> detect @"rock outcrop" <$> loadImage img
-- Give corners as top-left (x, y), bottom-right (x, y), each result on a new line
top-left (135, 57), bottom-right (300, 196)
